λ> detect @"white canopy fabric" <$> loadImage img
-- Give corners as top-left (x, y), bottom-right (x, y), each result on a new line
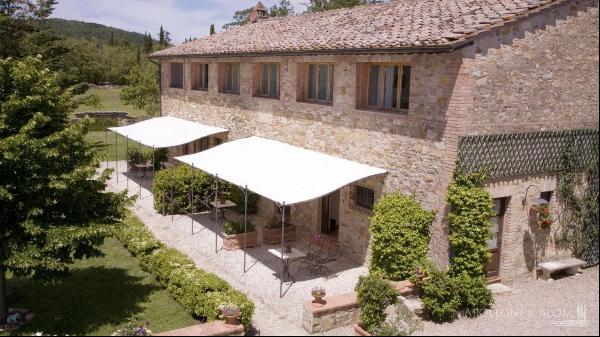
top-left (109, 116), bottom-right (228, 148)
top-left (175, 136), bottom-right (387, 205)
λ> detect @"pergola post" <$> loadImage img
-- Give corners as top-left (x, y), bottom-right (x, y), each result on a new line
top-left (126, 136), bottom-right (129, 191)
top-left (191, 163), bottom-right (195, 235)
top-left (214, 174), bottom-right (219, 254)
top-left (115, 131), bottom-right (119, 183)
top-left (280, 202), bottom-right (286, 298)
top-left (138, 139), bottom-right (142, 196)
top-left (105, 130), bottom-right (108, 170)
top-left (243, 186), bottom-right (248, 273)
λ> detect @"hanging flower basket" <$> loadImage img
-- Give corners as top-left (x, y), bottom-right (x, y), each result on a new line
top-left (536, 202), bottom-right (553, 230)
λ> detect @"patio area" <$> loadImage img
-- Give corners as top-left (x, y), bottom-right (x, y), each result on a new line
top-left (104, 160), bottom-right (369, 335)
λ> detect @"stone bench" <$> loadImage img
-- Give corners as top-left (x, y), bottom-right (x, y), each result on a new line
top-left (537, 258), bottom-right (586, 281)
top-left (156, 321), bottom-right (244, 336)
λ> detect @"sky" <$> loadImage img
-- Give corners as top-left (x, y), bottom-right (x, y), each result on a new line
top-left (50, 0), bottom-right (306, 44)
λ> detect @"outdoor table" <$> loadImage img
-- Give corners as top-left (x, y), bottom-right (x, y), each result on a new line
top-left (209, 200), bottom-right (237, 222)
top-left (134, 163), bottom-right (153, 178)
top-left (268, 247), bottom-right (306, 283)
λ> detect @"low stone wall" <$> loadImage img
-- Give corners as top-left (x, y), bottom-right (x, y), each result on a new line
top-left (156, 321), bottom-right (244, 336)
top-left (302, 292), bottom-right (360, 334)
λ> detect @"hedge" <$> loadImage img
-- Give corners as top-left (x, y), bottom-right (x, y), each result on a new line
top-left (140, 247), bottom-right (196, 286)
top-left (116, 215), bottom-right (255, 329)
top-left (153, 165), bottom-right (216, 214)
top-left (369, 193), bottom-right (436, 281)
top-left (115, 215), bottom-right (163, 256)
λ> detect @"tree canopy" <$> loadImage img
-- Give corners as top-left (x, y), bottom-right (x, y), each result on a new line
top-left (120, 65), bottom-right (160, 114)
top-left (0, 56), bottom-right (131, 322)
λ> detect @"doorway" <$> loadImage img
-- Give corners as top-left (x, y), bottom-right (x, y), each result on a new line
top-left (320, 190), bottom-right (340, 236)
top-left (487, 197), bottom-right (508, 279)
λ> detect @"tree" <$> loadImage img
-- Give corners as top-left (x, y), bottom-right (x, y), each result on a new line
top-left (143, 32), bottom-right (153, 53)
top-left (222, 1), bottom-right (296, 30)
top-left (110, 31), bottom-right (114, 45)
top-left (0, 56), bottom-right (131, 323)
top-left (222, 7), bottom-right (252, 29)
top-left (0, 0), bottom-right (58, 58)
top-left (210, 23), bottom-right (215, 35)
top-left (305, 0), bottom-right (384, 12)
top-left (159, 25), bottom-right (165, 46)
top-left (120, 66), bottom-right (159, 111)
top-left (269, 0), bottom-right (295, 17)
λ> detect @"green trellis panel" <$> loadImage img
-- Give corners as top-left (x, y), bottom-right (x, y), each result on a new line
top-left (458, 129), bottom-right (599, 179)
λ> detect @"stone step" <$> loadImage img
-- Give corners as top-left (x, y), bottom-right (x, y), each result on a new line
top-left (398, 296), bottom-right (424, 318)
top-left (487, 282), bottom-right (512, 295)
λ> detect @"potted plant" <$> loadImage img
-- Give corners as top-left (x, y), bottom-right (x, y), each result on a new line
top-left (220, 303), bottom-right (241, 325)
top-left (536, 202), bottom-right (553, 230)
top-left (223, 221), bottom-right (258, 251)
top-left (311, 287), bottom-right (327, 307)
top-left (263, 219), bottom-right (296, 244)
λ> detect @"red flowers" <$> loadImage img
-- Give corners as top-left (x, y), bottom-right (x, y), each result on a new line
top-left (536, 203), bottom-right (554, 229)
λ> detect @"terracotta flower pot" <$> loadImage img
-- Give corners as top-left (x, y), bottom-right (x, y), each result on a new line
top-left (224, 314), bottom-right (239, 325)
top-left (311, 295), bottom-right (326, 307)
top-left (353, 323), bottom-right (371, 336)
top-left (263, 224), bottom-right (296, 244)
top-left (223, 230), bottom-right (258, 251)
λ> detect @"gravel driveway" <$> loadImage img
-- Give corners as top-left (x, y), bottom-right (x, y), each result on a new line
top-left (417, 266), bottom-right (599, 336)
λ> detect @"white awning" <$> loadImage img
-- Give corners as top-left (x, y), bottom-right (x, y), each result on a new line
top-left (175, 136), bottom-right (387, 205)
top-left (108, 116), bottom-right (228, 148)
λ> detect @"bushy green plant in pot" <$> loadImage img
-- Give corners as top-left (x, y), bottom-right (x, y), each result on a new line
top-left (223, 221), bottom-right (258, 251)
top-left (263, 218), bottom-right (296, 244)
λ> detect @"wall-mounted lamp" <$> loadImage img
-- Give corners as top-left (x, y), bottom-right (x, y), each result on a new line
top-left (522, 184), bottom-right (548, 208)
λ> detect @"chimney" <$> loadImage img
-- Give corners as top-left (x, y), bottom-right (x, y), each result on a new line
top-left (249, 1), bottom-right (268, 24)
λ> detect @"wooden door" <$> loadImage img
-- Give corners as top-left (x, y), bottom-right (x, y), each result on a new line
top-left (320, 196), bottom-right (330, 233)
top-left (487, 197), bottom-right (508, 278)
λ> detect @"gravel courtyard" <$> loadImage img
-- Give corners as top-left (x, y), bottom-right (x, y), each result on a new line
top-left (105, 161), bottom-right (598, 336)
top-left (416, 266), bottom-right (599, 336)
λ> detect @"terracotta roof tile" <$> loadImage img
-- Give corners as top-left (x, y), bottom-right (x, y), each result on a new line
top-left (150, 0), bottom-right (569, 57)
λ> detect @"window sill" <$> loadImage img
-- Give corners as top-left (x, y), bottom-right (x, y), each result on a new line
top-left (253, 95), bottom-right (280, 101)
top-left (168, 86), bottom-right (184, 90)
top-left (356, 107), bottom-right (409, 117)
top-left (297, 100), bottom-right (333, 107)
top-left (219, 91), bottom-right (240, 96)
top-left (191, 88), bottom-right (208, 92)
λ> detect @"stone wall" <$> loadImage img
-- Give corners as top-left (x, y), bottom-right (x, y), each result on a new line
top-left (486, 174), bottom-right (567, 280)
top-left (467, 0), bottom-right (599, 134)
top-left (160, 52), bottom-right (468, 264)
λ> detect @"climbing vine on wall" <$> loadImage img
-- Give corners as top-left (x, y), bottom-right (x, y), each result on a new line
top-left (555, 137), bottom-right (599, 266)
top-left (447, 171), bottom-right (495, 278)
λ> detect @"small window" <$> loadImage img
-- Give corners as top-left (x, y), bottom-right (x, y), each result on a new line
top-left (170, 63), bottom-right (183, 88)
top-left (260, 63), bottom-right (279, 98)
top-left (364, 63), bottom-right (411, 112)
top-left (191, 63), bottom-right (209, 91)
top-left (306, 63), bottom-right (334, 103)
top-left (541, 191), bottom-right (553, 203)
top-left (355, 185), bottom-right (375, 210)
top-left (221, 63), bottom-right (240, 94)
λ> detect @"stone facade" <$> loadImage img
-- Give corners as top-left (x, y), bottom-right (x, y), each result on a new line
top-left (158, 0), bottom-right (599, 280)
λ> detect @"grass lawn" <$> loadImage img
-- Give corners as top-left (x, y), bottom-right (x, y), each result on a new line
top-left (86, 131), bottom-right (149, 162)
top-left (74, 88), bottom-right (147, 118)
top-left (6, 238), bottom-right (197, 336)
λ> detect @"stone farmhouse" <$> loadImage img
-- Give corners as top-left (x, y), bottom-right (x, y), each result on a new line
top-left (150, 0), bottom-right (599, 281)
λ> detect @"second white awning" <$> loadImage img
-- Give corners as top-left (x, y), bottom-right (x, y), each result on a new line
top-left (175, 136), bottom-right (387, 205)
top-left (109, 116), bottom-right (228, 148)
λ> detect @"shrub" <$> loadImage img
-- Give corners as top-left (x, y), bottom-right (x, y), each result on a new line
top-left (71, 82), bottom-right (90, 95)
top-left (153, 165), bottom-right (217, 214)
top-left (454, 273), bottom-right (493, 317)
top-left (420, 268), bottom-right (460, 323)
top-left (204, 290), bottom-right (255, 329)
top-left (369, 307), bottom-right (421, 336)
top-left (447, 171), bottom-right (495, 278)
top-left (224, 221), bottom-right (256, 235)
top-left (115, 215), bottom-right (163, 256)
top-left (369, 193), bottom-right (436, 281)
top-left (419, 266), bottom-right (493, 322)
top-left (140, 247), bottom-right (196, 286)
top-left (88, 117), bottom-right (119, 132)
top-left (167, 268), bottom-right (231, 316)
top-left (228, 186), bottom-right (259, 215)
top-left (355, 274), bottom-right (398, 333)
